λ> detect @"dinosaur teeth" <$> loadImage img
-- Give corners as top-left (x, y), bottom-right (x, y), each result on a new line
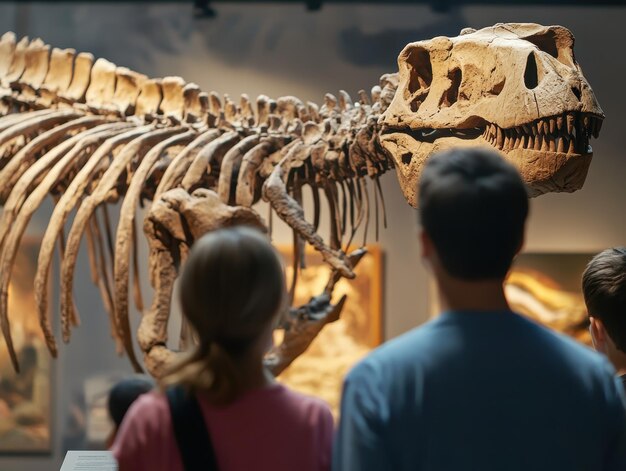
top-left (483, 111), bottom-right (602, 155)
top-left (567, 114), bottom-right (575, 134)
top-left (479, 111), bottom-right (601, 156)
top-left (496, 126), bottom-right (503, 148)
top-left (569, 136), bottom-right (576, 153)
top-left (557, 115), bottom-right (564, 131)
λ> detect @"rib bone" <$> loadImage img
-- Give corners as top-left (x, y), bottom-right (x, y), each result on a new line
top-left (0, 122), bottom-right (132, 371)
top-left (60, 127), bottom-right (184, 348)
top-left (34, 125), bottom-right (151, 356)
top-left (0, 116), bottom-right (103, 202)
top-left (0, 120), bottom-right (114, 251)
top-left (217, 134), bottom-right (261, 204)
top-left (154, 129), bottom-right (220, 199)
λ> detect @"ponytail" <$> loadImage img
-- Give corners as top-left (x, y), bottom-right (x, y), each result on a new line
top-left (161, 340), bottom-right (242, 405)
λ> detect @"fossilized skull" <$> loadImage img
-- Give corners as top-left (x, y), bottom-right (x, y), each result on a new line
top-left (379, 23), bottom-right (604, 206)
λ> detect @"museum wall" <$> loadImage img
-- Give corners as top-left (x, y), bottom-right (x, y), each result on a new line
top-left (0, 2), bottom-right (624, 469)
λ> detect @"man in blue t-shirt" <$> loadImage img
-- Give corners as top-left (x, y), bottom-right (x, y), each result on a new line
top-left (333, 147), bottom-right (626, 471)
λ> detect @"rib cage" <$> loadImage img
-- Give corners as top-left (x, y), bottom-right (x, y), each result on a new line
top-left (0, 31), bottom-right (395, 374)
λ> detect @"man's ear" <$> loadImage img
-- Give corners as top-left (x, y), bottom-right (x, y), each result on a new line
top-left (589, 316), bottom-right (607, 351)
top-left (590, 317), bottom-right (605, 339)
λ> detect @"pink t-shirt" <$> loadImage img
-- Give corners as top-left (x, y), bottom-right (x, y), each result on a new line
top-left (112, 383), bottom-right (334, 471)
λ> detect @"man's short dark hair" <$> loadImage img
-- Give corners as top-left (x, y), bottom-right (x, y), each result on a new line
top-left (582, 247), bottom-right (626, 352)
top-left (418, 147), bottom-right (529, 280)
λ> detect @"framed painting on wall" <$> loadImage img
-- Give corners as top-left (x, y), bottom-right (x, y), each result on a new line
top-left (428, 253), bottom-right (594, 346)
top-left (276, 245), bottom-right (383, 417)
top-left (0, 238), bottom-right (52, 453)
top-left (505, 252), bottom-right (594, 345)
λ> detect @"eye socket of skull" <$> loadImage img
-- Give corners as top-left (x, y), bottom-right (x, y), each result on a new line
top-left (524, 28), bottom-right (577, 69)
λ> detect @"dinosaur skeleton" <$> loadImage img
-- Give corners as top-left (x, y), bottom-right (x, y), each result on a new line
top-left (0, 23), bottom-right (603, 378)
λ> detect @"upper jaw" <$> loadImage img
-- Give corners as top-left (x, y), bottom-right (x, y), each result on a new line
top-left (379, 111), bottom-right (603, 204)
top-left (380, 110), bottom-right (603, 157)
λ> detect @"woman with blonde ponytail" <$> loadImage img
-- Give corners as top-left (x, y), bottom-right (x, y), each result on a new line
top-left (112, 227), bottom-right (334, 471)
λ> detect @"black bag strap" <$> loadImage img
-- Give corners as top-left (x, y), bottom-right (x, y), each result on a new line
top-left (166, 385), bottom-right (219, 471)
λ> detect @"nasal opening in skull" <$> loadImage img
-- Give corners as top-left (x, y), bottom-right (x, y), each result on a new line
top-left (406, 46), bottom-right (432, 94)
top-left (524, 52), bottom-right (539, 89)
top-left (440, 68), bottom-right (462, 108)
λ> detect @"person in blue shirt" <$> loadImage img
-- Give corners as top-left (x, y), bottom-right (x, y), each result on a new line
top-left (333, 147), bottom-right (626, 471)
top-left (583, 247), bottom-right (626, 389)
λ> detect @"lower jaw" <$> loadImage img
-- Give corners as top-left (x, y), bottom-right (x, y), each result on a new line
top-left (380, 133), bottom-right (593, 204)
top-left (504, 146), bottom-right (593, 197)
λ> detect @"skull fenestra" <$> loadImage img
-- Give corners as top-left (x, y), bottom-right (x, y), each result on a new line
top-left (380, 23), bottom-right (604, 207)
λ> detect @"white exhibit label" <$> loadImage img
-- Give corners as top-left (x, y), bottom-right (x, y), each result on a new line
top-left (60, 451), bottom-right (118, 471)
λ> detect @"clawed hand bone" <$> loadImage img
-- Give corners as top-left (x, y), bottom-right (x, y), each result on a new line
top-left (265, 248), bottom-right (367, 376)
